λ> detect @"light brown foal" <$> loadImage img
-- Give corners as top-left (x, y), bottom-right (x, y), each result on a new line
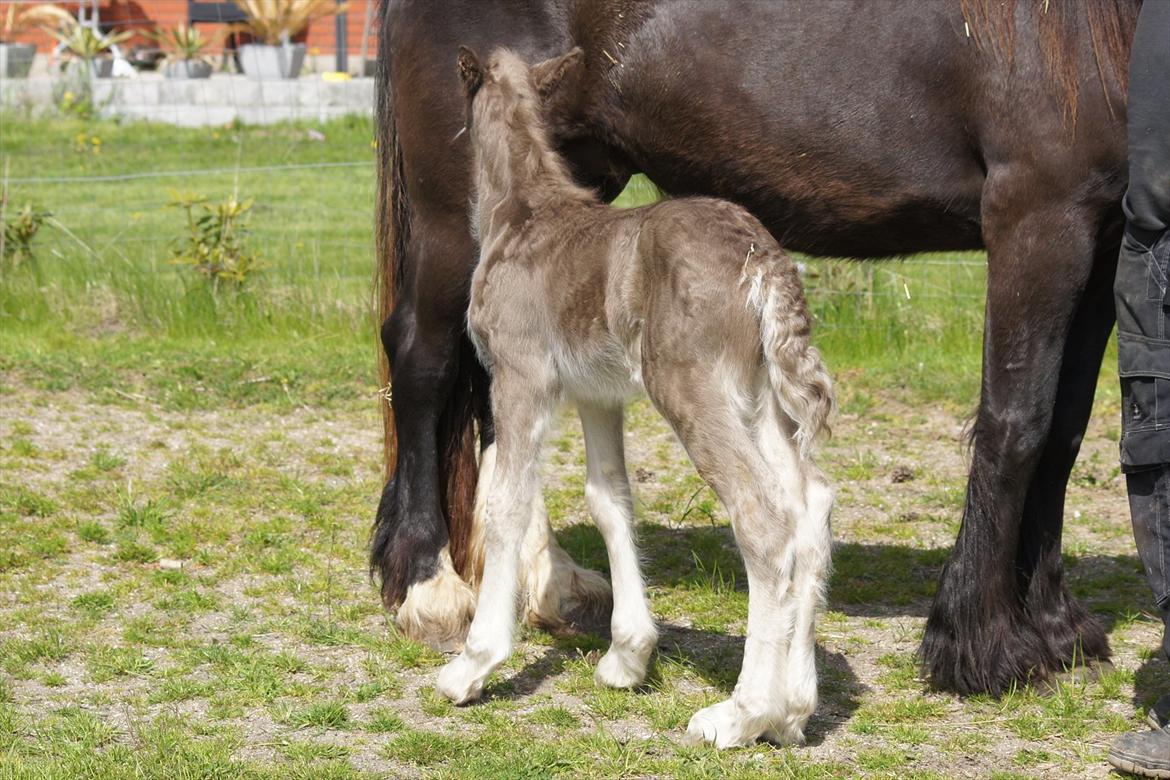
top-left (436, 46), bottom-right (836, 749)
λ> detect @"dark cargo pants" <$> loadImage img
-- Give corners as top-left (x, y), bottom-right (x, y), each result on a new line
top-left (1115, 0), bottom-right (1170, 662)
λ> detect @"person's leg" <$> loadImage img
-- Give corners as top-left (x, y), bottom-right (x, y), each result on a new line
top-left (1116, 0), bottom-right (1170, 665)
top-left (1108, 1), bottom-right (1170, 776)
top-left (1126, 468), bottom-right (1170, 661)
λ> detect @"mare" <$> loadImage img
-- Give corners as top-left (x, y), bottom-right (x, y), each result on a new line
top-left (372, 0), bottom-right (1139, 696)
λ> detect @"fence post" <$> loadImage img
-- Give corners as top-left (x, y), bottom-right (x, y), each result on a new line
top-left (335, 1), bottom-right (349, 73)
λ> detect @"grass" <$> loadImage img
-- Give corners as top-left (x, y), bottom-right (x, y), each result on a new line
top-left (0, 115), bottom-right (1163, 778)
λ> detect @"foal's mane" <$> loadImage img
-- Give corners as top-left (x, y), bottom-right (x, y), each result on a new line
top-left (959, 0), bottom-right (1140, 118)
top-left (473, 50), bottom-right (597, 207)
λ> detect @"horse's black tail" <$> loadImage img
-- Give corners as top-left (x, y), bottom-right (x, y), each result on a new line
top-left (370, 1), bottom-right (481, 609)
top-left (373, 0), bottom-right (402, 486)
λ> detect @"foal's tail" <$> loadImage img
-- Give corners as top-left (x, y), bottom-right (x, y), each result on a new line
top-left (745, 250), bottom-right (835, 459)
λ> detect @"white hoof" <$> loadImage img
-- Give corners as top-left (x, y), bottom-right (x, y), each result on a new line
top-left (594, 646), bottom-right (649, 689)
top-left (684, 699), bottom-right (767, 749)
top-left (435, 654), bottom-right (486, 705)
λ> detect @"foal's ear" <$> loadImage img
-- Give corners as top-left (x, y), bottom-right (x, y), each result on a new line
top-left (457, 45), bottom-right (483, 98)
top-left (531, 47), bottom-right (584, 101)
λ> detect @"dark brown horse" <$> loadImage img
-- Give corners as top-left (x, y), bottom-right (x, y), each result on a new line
top-left (372, 0), bottom-right (1140, 696)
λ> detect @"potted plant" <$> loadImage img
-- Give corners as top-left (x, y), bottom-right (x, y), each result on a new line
top-left (0, 3), bottom-right (72, 78)
top-left (151, 24), bottom-right (222, 80)
top-left (46, 19), bottom-right (132, 79)
top-left (232, 0), bottom-right (346, 80)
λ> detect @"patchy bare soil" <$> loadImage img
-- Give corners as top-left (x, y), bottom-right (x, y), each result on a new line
top-left (0, 382), bottom-right (1166, 779)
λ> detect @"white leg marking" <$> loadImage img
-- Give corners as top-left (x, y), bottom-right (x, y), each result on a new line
top-left (520, 480), bottom-right (612, 631)
top-left (579, 403), bottom-right (657, 688)
top-left (682, 398), bottom-right (831, 748)
top-left (437, 379), bottom-right (551, 704)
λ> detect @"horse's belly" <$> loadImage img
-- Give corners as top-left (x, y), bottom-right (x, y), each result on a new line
top-left (609, 0), bottom-right (986, 255)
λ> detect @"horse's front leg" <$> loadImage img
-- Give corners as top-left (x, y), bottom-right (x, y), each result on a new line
top-left (920, 171), bottom-right (1109, 695)
top-left (470, 439), bottom-right (613, 632)
top-left (1016, 233), bottom-right (1120, 672)
top-left (436, 368), bottom-right (555, 704)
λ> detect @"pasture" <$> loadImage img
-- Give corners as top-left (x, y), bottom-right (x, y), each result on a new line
top-left (0, 115), bottom-right (1165, 779)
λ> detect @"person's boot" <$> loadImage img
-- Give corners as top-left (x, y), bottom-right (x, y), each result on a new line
top-left (1108, 722), bottom-right (1170, 778)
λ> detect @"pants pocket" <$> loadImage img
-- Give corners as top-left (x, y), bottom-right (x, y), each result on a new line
top-left (1120, 375), bottom-right (1170, 467)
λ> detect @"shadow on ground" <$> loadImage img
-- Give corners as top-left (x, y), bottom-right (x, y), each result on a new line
top-left (558, 521), bottom-right (1151, 620)
top-left (547, 520), bottom-right (1168, 722)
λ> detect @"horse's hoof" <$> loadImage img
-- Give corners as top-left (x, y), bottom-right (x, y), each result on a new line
top-left (594, 646), bottom-right (649, 689)
top-left (394, 565), bottom-right (477, 652)
top-left (684, 699), bottom-right (759, 749)
top-left (524, 549), bottom-right (613, 634)
top-left (435, 655), bottom-right (485, 705)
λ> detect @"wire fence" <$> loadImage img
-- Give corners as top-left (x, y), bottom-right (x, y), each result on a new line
top-left (1, 97), bottom-right (990, 348)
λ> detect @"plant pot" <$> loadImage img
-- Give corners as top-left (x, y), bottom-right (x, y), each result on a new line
top-left (164, 60), bottom-right (212, 80)
top-left (64, 56), bottom-right (114, 79)
top-left (90, 56), bottom-right (114, 78)
top-left (0, 42), bottom-right (36, 78)
top-left (238, 43), bottom-right (306, 80)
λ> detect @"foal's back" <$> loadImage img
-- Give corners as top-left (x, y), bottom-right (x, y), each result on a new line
top-left (514, 194), bottom-right (803, 409)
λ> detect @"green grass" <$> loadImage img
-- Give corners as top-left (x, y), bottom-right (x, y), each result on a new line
top-left (0, 115), bottom-right (1160, 778)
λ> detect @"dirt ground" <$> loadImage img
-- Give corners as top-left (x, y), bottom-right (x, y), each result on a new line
top-left (0, 380), bottom-right (1166, 779)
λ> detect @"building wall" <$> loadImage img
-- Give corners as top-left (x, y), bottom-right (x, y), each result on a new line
top-left (5, 1), bottom-right (379, 58)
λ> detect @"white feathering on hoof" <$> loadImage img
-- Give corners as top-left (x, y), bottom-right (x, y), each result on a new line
top-left (394, 546), bottom-right (476, 653)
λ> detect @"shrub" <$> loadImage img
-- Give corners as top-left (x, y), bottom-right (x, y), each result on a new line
top-left (167, 192), bottom-right (262, 288)
top-left (1, 202), bottom-right (51, 268)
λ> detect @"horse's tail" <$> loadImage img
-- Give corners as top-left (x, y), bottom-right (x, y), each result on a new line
top-left (371, 2), bottom-right (481, 609)
top-left (745, 250), bottom-right (835, 459)
top-left (374, 0), bottom-right (403, 484)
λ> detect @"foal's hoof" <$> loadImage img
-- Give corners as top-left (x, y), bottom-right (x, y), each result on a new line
top-left (594, 647), bottom-right (649, 689)
top-left (435, 655), bottom-right (485, 705)
top-left (684, 699), bottom-right (761, 749)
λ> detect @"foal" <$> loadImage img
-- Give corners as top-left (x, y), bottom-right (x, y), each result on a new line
top-left (436, 46), bottom-right (836, 748)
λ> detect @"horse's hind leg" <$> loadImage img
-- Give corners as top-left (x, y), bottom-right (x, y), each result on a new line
top-left (754, 398), bottom-right (834, 744)
top-left (577, 403), bottom-right (657, 688)
top-left (436, 367), bottom-right (554, 704)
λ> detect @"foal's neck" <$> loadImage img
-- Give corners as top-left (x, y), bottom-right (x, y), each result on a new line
top-left (472, 107), bottom-right (596, 246)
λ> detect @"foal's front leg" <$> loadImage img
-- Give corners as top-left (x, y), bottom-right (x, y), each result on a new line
top-left (436, 372), bottom-right (552, 704)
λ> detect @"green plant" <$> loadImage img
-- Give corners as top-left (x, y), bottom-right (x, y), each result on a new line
top-left (2, 203), bottom-right (52, 268)
top-left (46, 23), bottom-right (131, 61)
top-left (231, 0), bottom-right (346, 46)
top-left (1, 3), bottom-right (74, 42)
top-left (167, 192), bottom-right (261, 288)
top-left (150, 24), bottom-right (223, 64)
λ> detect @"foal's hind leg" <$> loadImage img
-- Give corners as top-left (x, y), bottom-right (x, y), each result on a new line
top-left (436, 368), bottom-right (554, 704)
top-left (755, 400), bottom-right (834, 744)
top-left (652, 383), bottom-right (813, 747)
top-left (578, 403), bottom-right (658, 688)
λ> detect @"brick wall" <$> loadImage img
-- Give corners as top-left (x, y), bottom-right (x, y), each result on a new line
top-left (3, 0), bottom-right (378, 57)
